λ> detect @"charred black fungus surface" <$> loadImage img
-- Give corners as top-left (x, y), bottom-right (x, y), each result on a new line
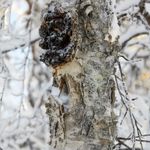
top-left (39, 3), bottom-right (75, 67)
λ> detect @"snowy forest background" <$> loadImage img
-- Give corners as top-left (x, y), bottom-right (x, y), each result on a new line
top-left (0, 0), bottom-right (150, 149)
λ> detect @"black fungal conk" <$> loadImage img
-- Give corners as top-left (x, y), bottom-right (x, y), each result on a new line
top-left (39, 2), bottom-right (76, 67)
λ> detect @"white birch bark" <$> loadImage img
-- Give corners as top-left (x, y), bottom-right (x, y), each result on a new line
top-left (45, 0), bottom-right (119, 150)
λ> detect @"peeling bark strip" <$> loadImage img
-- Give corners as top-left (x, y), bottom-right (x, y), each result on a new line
top-left (40, 0), bottom-right (118, 150)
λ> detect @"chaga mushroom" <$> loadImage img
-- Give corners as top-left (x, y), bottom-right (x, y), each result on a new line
top-left (39, 2), bottom-right (76, 67)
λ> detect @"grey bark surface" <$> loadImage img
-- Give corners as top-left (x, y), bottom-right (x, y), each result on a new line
top-left (45, 0), bottom-right (119, 150)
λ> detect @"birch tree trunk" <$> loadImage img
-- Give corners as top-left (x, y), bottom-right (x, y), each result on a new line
top-left (45, 0), bottom-right (118, 150)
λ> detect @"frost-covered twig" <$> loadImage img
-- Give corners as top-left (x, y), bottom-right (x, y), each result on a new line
top-left (115, 58), bottom-right (146, 149)
top-left (2, 37), bottom-right (40, 54)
